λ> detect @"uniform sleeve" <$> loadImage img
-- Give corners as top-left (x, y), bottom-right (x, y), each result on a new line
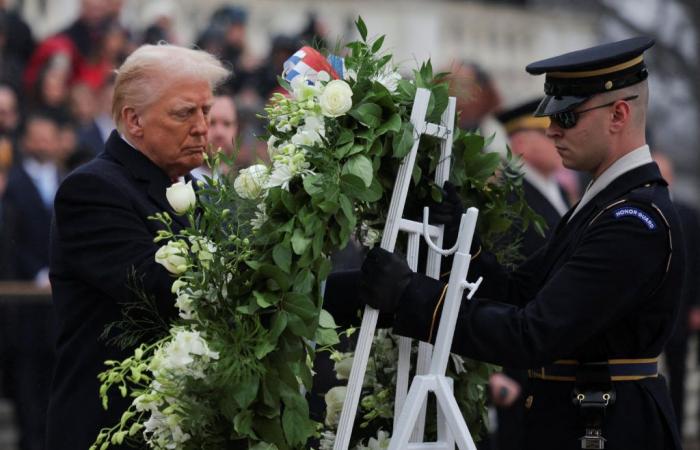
top-left (52, 172), bottom-right (175, 316)
top-left (394, 201), bottom-right (670, 368)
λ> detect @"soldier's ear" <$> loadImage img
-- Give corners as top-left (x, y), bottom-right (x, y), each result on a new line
top-left (122, 107), bottom-right (144, 137)
top-left (609, 101), bottom-right (631, 133)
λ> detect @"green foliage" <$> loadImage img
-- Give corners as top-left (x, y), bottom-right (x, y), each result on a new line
top-left (94, 16), bottom-right (543, 450)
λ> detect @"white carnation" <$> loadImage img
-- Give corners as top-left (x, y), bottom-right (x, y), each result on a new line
top-left (324, 385), bottom-right (347, 426)
top-left (371, 70), bottom-right (402, 93)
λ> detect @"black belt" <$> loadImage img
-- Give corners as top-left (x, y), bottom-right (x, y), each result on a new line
top-left (528, 358), bottom-right (658, 382)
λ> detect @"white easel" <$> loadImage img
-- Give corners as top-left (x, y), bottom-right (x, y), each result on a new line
top-left (333, 88), bottom-right (481, 450)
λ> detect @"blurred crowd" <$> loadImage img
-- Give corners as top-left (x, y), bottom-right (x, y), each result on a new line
top-left (0, 0), bottom-right (333, 287)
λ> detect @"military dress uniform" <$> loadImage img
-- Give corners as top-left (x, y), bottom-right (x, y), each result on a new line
top-left (359, 38), bottom-right (685, 450)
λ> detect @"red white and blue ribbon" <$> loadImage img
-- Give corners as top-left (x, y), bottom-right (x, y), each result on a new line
top-left (283, 46), bottom-right (345, 84)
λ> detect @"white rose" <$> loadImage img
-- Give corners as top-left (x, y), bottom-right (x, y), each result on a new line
top-left (155, 240), bottom-right (188, 274)
top-left (319, 80), bottom-right (353, 118)
top-left (324, 386), bottom-right (347, 426)
top-left (334, 355), bottom-right (354, 380)
top-left (234, 164), bottom-right (269, 199)
top-left (267, 136), bottom-right (280, 159)
top-left (165, 180), bottom-right (196, 214)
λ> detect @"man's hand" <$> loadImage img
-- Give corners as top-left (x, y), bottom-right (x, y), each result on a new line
top-left (359, 247), bottom-right (413, 314)
top-left (489, 372), bottom-right (521, 408)
top-left (429, 181), bottom-right (464, 228)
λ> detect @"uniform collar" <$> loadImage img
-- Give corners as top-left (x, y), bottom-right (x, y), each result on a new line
top-left (568, 145), bottom-right (652, 221)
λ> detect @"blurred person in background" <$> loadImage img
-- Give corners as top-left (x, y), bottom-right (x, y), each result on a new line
top-left (254, 34), bottom-right (301, 99)
top-left (2, 111), bottom-right (62, 286)
top-left (68, 82), bottom-right (97, 129)
top-left (141, 0), bottom-right (179, 45)
top-left (653, 152), bottom-right (700, 434)
top-left (78, 75), bottom-right (116, 156)
top-left (444, 60), bottom-right (508, 154)
top-left (213, 5), bottom-right (258, 94)
top-left (192, 93), bottom-right (239, 180)
top-left (0, 0), bottom-right (34, 70)
top-left (29, 56), bottom-right (72, 124)
top-left (0, 83), bottom-right (20, 144)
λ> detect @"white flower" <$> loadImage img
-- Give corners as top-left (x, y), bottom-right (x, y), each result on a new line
top-left (266, 163), bottom-right (294, 191)
top-left (155, 240), bottom-right (188, 274)
top-left (324, 386), bottom-right (347, 426)
top-left (251, 203), bottom-right (268, 230)
top-left (334, 355), bottom-right (353, 380)
top-left (175, 291), bottom-right (196, 320)
top-left (317, 70), bottom-right (331, 83)
top-left (344, 68), bottom-right (357, 82)
top-left (451, 353), bottom-right (467, 375)
top-left (234, 164), bottom-right (269, 199)
top-left (165, 180), bottom-right (196, 214)
top-left (267, 135), bottom-right (280, 159)
top-left (319, 80), bottom-right (353, 117)
top-left (291, 129), bottom-right (322, 147)
top-left (371, 70), bottom-right (402, 93)
top-left (291, 76), bottom-right (321, 101)
top-left (188, 236), bottom-right (217, 267)
top-left (302, 114), bottom-right (325, 138)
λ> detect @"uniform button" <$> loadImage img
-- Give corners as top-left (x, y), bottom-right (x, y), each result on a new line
top-left (525, 395), bottom-right (534, 409)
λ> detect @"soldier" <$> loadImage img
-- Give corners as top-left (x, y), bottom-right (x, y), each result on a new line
top-left (360, 37), bottom-right (684, 449)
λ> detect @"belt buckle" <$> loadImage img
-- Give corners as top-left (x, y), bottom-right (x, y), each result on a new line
top-left (580, 428), bottom-right (606, 449)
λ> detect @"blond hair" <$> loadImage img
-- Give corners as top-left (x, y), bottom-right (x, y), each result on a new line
top-left (112, 44), bottom-right (230, 131)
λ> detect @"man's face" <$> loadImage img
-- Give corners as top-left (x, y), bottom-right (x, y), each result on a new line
top-left (137, 77), bottom-right (213, 178)
top-left (512, 129), bottom-right (562, 177)
top-left (546, 97), bottom-right (611, 177)
top-left (0, 88), bottom-right (18, 133)
top-left (207, 96), bottom-right (237, 157)
top-left (23, 118), bottom-right (61, 161)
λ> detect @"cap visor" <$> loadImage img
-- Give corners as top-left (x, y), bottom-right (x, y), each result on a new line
top-left (534, 95), bottom-right (589, 116)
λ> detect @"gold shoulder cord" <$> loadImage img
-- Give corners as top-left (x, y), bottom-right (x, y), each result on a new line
top-left (427, 284), bottom-right (450, 342)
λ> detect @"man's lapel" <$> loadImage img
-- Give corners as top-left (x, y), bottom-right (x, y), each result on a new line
top-left (104, 131), bottom-right (191, 230)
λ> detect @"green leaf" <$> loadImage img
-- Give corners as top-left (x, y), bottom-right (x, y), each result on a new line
top-left (318, 309), bottom-right (337, 328)
top-left (291, 229), bottom-right (311, 255)
top-left (269, 312), bottom-right (288, 341)
top-left (371, 35), bottom-right (385, 53)
top-left (376, 113), bottom-right (402, 136)
top-left (356, 16), bottom-right (368, 41)
top-left (249, 443), bottom-right (278, 450)
top-left (339, 194), bottom-right (354, 221)
top-left (256, 264), bottom-right (291, 291)
top-left (255, 339), bottom-right (277, 360)
top-left (342, 154), bottom-right (373, 188)
top-left (233, 411), bottom-right (255, 437)
top-left (336, 128), bottom-right (354, 146)
top-left (232, 374), bottom-right (259, 409)
top-left (302, 174), bottom-right (324, 197)
top-left (254, 290), bottom-right (277, 308)
top-left (281, 387), bottom-right (315, 446)
top-left (253, 418), bottom-right (287, 450)
top-left (292, 269), bottom-right (314, 295)
top-left (392, 122), bottom-right (414, 158)
top-left (272, 242), bottom-right (292, 273)
top-left (283, 293), bottom-right (316, 322)
top-left (349, 103), bottom-right (382, 129)
top-left (315, 327), bottom-right (340, 346)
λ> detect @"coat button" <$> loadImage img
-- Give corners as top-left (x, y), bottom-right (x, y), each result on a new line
top-left (525, 395), bottom-right (534, 409)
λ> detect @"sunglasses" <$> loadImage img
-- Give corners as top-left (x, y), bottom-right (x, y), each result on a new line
top-left (551, 95), bottom-right (639, 129)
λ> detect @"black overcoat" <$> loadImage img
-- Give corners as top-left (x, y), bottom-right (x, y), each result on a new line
top-left (47, 131), bottom-right (185, 450)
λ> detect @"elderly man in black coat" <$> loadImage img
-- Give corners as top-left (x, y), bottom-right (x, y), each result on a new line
top-left (46, 44), bottom-right (229, 449)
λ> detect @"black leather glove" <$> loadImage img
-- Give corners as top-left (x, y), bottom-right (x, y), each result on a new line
top-left (428, 181), bottom-right (463, 228)
top-left (359, 247), bottom-right (413, 314)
